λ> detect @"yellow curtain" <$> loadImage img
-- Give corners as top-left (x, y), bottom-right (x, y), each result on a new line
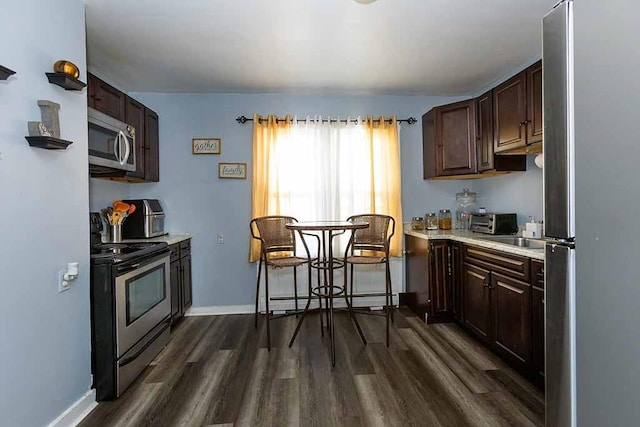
top-left (363, 116), bottom-right (404, 257)
top-left (249, 114), bottom-right (291, 262)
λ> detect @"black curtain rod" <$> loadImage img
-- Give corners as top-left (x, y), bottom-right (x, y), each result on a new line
top-left (235, 115), bottom-right (417, 125)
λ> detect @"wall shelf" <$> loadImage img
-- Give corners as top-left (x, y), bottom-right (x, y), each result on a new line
top-left (0, 65), bottom-right (16, 80)
top-left (45, 72), bottom-right (86, 91)
top-left (25, 136), bottom-right (73, 150)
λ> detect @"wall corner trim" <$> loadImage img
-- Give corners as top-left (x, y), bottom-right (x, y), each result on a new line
top-left (186, 305), bottom-right (254, 316)
top-left (47, 389), bottom-right (97, 427)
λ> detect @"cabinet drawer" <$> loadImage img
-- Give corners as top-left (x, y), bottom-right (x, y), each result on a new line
top-left (464, 245), bottom-right (530, 281)
top-left (180, 239), bottom-right (191, 257)
top-left (531, 260), bottom-right (544, 289)
top-left (170, 243), bottom-right (180, 262)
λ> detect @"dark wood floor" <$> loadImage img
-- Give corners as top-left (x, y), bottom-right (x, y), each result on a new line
top-left (80, 308), bottom-right (544, 427)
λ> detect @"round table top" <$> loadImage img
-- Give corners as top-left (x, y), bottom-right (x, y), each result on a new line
top-left (285, 220), bottom-right (369, 231)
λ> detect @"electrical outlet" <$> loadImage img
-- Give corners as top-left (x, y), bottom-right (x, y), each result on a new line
top-left (217, 234), bottom-right (224, 244)
top-left (58, 270), bottom-right (71, 293)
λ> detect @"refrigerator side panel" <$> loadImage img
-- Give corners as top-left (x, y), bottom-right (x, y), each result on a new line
top-left (545, 243), bottom-right (576, 427)
top-left (574, 0), bottom-right (640, 425)
top-left (543, 0), bottom-right (575, 240)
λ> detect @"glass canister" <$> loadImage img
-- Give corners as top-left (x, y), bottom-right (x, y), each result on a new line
top-left (425, 212), bottom-right (438, 230)
top-left (438, 209), bottom-right (452, 230)
top-left (412, 217), bottom-right (425, 230)
top-left (455, 188), bottom-right (477, 229)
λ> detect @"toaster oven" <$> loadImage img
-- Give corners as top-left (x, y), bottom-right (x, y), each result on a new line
top-left (121, 199), bottom-right (166, 238)
top-left (469, 213), bottom-right (518, 235)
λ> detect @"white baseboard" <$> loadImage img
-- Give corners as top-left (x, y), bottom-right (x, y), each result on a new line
top-left (186, 304), bottom-right (254, 316)
top-left (48, 389), bottom-right (97, 427)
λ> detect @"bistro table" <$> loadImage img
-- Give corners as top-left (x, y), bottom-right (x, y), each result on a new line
top-left (285, 220), bottom-right (369, 366)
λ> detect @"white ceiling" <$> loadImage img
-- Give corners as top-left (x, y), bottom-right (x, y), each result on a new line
top-left (85, 0), bottom-right (556, 95)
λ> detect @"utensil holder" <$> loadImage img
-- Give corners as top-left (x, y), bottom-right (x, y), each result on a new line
top-left (110, 224), bottom-right (122, 243)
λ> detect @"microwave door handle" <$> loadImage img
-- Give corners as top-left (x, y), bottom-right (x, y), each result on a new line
top-left (120, 131), bottom-right (130, 165)
top-left (113, 133), bottom-right (121, 163)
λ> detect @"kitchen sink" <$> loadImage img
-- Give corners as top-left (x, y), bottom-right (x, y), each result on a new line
top-left (476, 235), bottom-right (546, 249)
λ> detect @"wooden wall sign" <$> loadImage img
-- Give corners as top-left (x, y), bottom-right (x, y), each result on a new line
top-left (192, 138), bottom-right (221, 154)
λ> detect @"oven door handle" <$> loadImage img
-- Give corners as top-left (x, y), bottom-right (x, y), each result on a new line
top-left (118, 317), bottom-right (171, 367)
top-left (115, 249), bottom-right (171, 274)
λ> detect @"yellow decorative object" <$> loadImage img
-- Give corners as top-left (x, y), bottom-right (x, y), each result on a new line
top-left (53, 60), bottom-right (79, 78)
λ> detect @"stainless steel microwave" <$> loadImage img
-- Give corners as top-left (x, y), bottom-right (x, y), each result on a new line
top-left (88, 107), bottom-right (136, 172)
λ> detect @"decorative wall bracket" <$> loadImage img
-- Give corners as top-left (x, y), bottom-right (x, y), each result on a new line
top-left (46, 72), bottom-right (86, 91)
top-left (0, 65), bottom-right (16, 80)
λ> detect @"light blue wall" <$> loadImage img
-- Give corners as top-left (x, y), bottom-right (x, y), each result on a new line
top-left (89, 177), bottom-right (130, 212)
top-left (116, 93), bottom-right (469, 307)
top-left (472, 156), bottom-right (543, 225)
top-left (0, 0), bottom-right (91, 425)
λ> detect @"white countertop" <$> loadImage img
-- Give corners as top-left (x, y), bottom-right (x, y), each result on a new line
top-left (122, 233), bottom-right (192, 246)
top-left (404, 228), bottom-right (545, 260)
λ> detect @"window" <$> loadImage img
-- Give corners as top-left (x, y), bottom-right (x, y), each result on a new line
top-left (250, 115), bottom-right (403, 260)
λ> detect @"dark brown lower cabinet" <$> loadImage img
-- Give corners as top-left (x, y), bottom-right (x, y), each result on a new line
top-left (170, 259), bottom-right (181, 319)
top-left (531, 259), bottom-right (545, 386)
top-left (462, 263), bottom-right (492, 343)
top-left (451, 241), bottom-right (463, 321)
top-left (169, 239), bottom-right (192, 326)
top-left (492, 272), bottom-right (532, 368)
top-left (404, 235), bottom-right (453, 323)
top-left (404, 237), bottom-right (544, 388)
top-left (428, 240), bottom-right (452, 322)
top-left (181, 253), bottom-right (192, 307)
top-left (460, 244), bottom-right (544, 387)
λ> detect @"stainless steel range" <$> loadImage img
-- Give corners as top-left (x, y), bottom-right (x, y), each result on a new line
top-left (89, 213), bottom-right (171, 400)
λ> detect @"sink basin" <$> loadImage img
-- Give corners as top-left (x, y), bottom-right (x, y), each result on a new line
top-left (476, 235), bottom-right (546, 249)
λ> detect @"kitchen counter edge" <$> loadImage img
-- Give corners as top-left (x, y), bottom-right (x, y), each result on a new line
top-left (122, 233), bottom-right (192, 246)
top-left (404, 229), bottom-right (545, 261)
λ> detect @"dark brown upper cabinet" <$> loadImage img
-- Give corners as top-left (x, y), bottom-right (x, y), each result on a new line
top-left (423, 96), bottom-right (525, 180)
top-left (88, 73), bottom-right (160, 183)
top-left (527, 61), bottom-right (543, 145)
top-left (476, 90), bottom-right (494, 172)
top-left (88, 73), bottom-right (125, 122)
top-left (423, 99), bottom-right (477, 178)
top-left (124, 97), bottom-right (146, 180)
top-left (494, 60), bottom-right (543, 154)
top-left (145, 109), bottom-right (160, 182)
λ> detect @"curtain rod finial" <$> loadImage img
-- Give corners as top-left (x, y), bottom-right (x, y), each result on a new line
top-left (236, 115), bottom-right (250, 124)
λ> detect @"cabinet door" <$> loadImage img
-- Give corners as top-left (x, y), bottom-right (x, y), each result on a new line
top-left (422, 109), bottom-right (437, 179)
top-left (492, 272), bottom-right (532, 366)
top-left (88, 73), bottom-right (125, 121)
top-left (428, 240), bottom-right (451, 322)
top-left (405, 235), bottom-right (430, 320)
top-left (532, 286), bottom-right (545, 380)
top-left (531, 259), bottom-right (545, 382)
top-left (451, 242), bottom-right (463, 321)
top-left (124, 97), bottom-right (146, 180)
top-left (435, 99), bottom-right (477, 176)
top-left (145, 109), bottom-right (160, 182)
top-left (181, 254), bottom-right (192, 308)
top-left (526, 60), bottom-right (543, 145)
top-left (463, 263), bottom-right (492, 342)
top-left (170, 259), bottom-right (181, 319)
top-left (476, 90), bottom-right (494, 172)
top-left (493, 72), bottom-right (527, 153)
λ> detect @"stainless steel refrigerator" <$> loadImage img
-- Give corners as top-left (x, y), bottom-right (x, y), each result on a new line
top-left (543, 1), bottom-right (576, 426)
